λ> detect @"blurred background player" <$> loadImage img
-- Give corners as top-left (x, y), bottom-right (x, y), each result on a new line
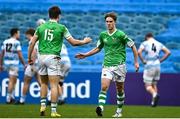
top-left (75, 12), bottom-right (139, 117)
top-left (28, 6), bottom-right (91, 117)
top-left (16, 28), bottom-right (41, 104)
top-left (0, 28), bottom-right (26, 104)
top-left (16, 19), bottom-right (45, 104)
top-left (36, 18), bottom-right (46, 26)
top-left (58, 43), bottom-right (71, 104)
top-left (138, 33), bottom-right (171, 107)
top-left (47, 43), bottom-right (71, 105)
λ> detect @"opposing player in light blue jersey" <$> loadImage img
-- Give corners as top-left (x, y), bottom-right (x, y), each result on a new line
top-left (0, 28), bottom-right (26, 104)
top-left (16, 28), bottom-right (41, 104)
top-left (138, 33), bottom-right (171, 107)
top-left (58, 43), bottom-right (71, 104)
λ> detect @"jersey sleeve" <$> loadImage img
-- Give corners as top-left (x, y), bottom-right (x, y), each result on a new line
top-left (34, 27), bottom-right (40, 38)
top-left (16, 42), bottom-right (22, 51)
top-left (64, 26), bottom-right (72, 39)
top-left (96, 33), bottom-right (104, 50)
top-left (124, 35), bottom-right (134, 47)
top-left (139, 42), bottom-right (145, 50)
top-left (159, 42), bottom-right (166, 50)
top-left (120, 31), bottom-right (134, 47)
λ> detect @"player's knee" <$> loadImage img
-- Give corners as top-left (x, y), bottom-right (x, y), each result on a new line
top-left (101, 84), bottom-right (108, 91)
top-left (146, 85), bottom-right (152, 91)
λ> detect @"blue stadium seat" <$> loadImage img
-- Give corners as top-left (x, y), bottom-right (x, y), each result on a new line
top-left (148, 0), bottom-right (165, 2)
top-left (0, 11), bottom-right (180, 73)
top-left (13, 13), bottom-right (26, 21)
top-left (65, 15), bottom-right (78, 23)
top-left (166, 0), bottom-right (180, 3)
top-left (173, 62), bottom-right (180, 72)
top-left (135, 16), bottom-right (148, 24)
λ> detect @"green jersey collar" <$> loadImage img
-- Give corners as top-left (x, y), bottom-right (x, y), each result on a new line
top-left (49, 19), bottom-right (58, 23)
top-left (107, 29), bottom-right (117, 36)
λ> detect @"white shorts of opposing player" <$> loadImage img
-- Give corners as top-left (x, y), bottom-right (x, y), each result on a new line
top-left (143, 66), bottom-right (160, 85)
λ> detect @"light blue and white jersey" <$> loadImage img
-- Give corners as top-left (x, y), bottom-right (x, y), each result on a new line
top-left (1, 37), bottom-right (21, 65)
top-left (139, 38), bottom-right (166, 69)
top-left (60, 44), bottom-right (71, 65)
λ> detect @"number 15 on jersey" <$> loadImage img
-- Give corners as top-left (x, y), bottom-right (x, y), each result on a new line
top-left (44, 29), bottom-right (54, 41)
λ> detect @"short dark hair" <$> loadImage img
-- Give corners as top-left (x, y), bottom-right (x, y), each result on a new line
top-left (104, 12), bottom-right (117, 22)
top-left (10, 28), bottom-right (19, 37)
top-left (145, 33), bottom-right (153, 40)
top-left (48, 6), bottom-right (61, 19)
top-left (25, 28), bottom-right (35, 36)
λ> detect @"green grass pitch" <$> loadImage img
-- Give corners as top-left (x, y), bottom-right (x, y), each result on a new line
top-left (0, 104), bottom-right (180, 118)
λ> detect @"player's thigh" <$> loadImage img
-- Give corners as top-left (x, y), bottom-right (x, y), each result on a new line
top-left (38, 55), bottom-right (48, 75)
top-left (9, 65), bottom-right (19, 77)
top-left (154, 67), bottom-right (160, 81)
top-left (9, 75), bottom-right (17, 85)
top-left (47, 57), bottom-right (62, 76)
top-left (48, 75), bottom-right (61, 87)
top-left (101, 78), bottom-right (111, 91)
top-left (23, 75), bottom-right (32, 84)
top-left (143, 68), bottom-right (155, 84)
top-left (40, 75), bottom-right (49, 85)
top-left (101, 68), bottom-right (112, 90)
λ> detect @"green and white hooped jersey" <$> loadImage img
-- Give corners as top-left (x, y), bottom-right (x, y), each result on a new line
top-left (96, 29), bottom-right (134, 67)
top-left (35, 19), bottom-right (71, 56)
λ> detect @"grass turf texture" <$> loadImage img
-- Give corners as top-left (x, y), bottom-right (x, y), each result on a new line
top-left (0, 104), bottom-right (180, 118)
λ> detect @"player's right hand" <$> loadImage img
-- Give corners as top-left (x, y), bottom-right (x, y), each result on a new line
top-left (75, 53), bottom-right (86, 59)
top-left (135, 62), bottom-right (139, 72)
top-left (28, 59), bottom-right (34, 65)
top-left (83, 37), bottom-right (92, 44)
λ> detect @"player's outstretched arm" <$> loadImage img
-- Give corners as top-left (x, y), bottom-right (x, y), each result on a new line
top-left (160, 47), bottom-right (171, 63)
top-left (66, 37), bottom-right (92, 46)
top-left (75, 47), bottom-right (100, 59)
top-left (131, 45), bottom-right (139, 72)
top-left (28, 36), bottom-right (38, 65)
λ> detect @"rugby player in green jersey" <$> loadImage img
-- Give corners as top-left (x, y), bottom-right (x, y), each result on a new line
top-left (28, 6), bottom-right (91, 117)
top-left (75, 12), bottom-right (139, 117)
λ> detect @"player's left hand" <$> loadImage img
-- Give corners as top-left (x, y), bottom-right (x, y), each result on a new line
top-left (83, 37), bottom-right (92, 44)
top-left (28, 59), bottom-right (34, 65)
top-left (134, 62), bottom-right (139, 72)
